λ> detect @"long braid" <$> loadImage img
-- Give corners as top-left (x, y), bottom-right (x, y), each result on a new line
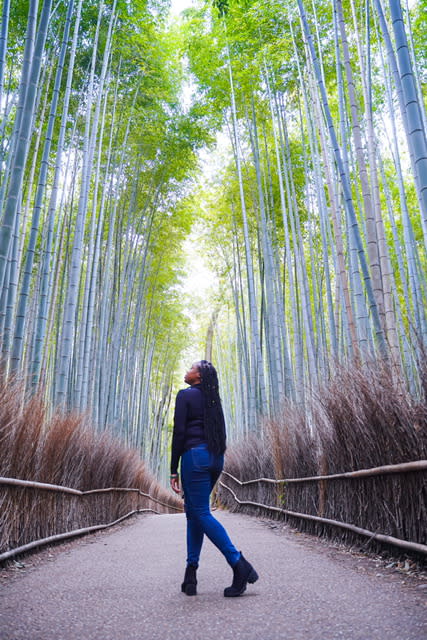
top-left (198, 360), bottom-right (226, 455)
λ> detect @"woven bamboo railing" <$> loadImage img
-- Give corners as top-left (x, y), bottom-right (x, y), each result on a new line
top-left (0, 476), bottom-right (184, 563)
top-left (219, 460), bottom-right (427, 555)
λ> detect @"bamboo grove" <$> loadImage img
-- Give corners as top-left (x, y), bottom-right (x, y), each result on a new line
top-left (184, 0), bottom-right (427, 438)
top-left (0, 0), bottom-right (426, 477)
top-left (0, 0), bottom-right (209, 476)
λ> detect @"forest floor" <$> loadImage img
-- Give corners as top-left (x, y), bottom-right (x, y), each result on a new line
top-left (0, 510), bottom-right (426, 640)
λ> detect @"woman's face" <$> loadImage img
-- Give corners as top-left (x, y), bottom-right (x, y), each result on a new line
top-left (184, 362), bottom-right (201, 386)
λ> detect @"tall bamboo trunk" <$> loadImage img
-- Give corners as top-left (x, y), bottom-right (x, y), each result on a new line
top-left (296, 0), bottom-right (387, 355)
top-left (0, 0), bottom-right (46, 300)
top-left (11, 0), bottom-right (74, 374)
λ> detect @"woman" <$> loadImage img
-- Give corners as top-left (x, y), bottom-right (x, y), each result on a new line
top-left (170, 360), bottom-right (258, 597)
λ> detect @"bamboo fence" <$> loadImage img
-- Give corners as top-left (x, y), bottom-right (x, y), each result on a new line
top-left (0, 476), bottom-right (184, 563)
top-left (219, 460), bottom-right (427, 555)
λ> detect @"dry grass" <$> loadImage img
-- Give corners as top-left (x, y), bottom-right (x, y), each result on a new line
top-left (219, 359), bottom-right (427, 557)
top-left (0, 379), bottom-right (181, 558)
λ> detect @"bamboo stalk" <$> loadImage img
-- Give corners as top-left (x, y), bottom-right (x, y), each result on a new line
top-left (0, 509), bottom-right (160, 563)
top-left (221, 460), bottom-right (427, 485)
top-left (219, 481), bottom-right (427, 555)
top-left (0, 477), bottom-right (184, 511)
top-left (83, 489), bottom-right (183, 511)
top-left (0, 477), bottom-right (82, 494)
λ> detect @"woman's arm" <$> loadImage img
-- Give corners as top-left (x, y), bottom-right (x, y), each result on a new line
top-left (170, 390), bottom-right (187, 492)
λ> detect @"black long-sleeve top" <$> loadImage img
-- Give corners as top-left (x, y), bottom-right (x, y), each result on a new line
top-left (170, 384), bottom-right (206, 475)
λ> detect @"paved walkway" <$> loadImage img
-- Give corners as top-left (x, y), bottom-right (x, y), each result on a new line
top-left (0, 511), bottom-right (426, 640)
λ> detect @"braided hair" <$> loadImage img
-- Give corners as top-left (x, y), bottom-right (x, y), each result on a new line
top-left (197, 360), bottom-right (226, 455)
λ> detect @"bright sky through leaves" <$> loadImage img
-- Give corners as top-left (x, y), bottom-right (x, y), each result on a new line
top-left (170, 0), bottom-right (194, 16)
top-left (169, 0), bottom-right (218, 352)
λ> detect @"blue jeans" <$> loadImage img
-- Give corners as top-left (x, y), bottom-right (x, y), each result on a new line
top-left (181, 444), bottom-right (240, 568)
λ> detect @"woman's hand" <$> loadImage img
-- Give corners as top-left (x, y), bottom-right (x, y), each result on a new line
top-left (170, 474), bottom-right (181, 494)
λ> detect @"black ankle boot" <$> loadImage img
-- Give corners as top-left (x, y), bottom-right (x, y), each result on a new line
top-left (181, 564), bottom-right (198, 596)
top-left (224, 552), bottom-right (258, 597)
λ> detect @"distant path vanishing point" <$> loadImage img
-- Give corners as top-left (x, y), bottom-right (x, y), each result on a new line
top-left (0, 510), bottom-right (426, 640)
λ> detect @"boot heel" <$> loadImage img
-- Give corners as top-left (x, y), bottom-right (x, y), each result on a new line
top-left (184, 583), bottom-right (197, 596)
top-left (247, 568), bottom-right (259, 584)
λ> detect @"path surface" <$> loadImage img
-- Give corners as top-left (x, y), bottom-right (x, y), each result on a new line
top-left (0, 511), bottom-right (426, 640)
